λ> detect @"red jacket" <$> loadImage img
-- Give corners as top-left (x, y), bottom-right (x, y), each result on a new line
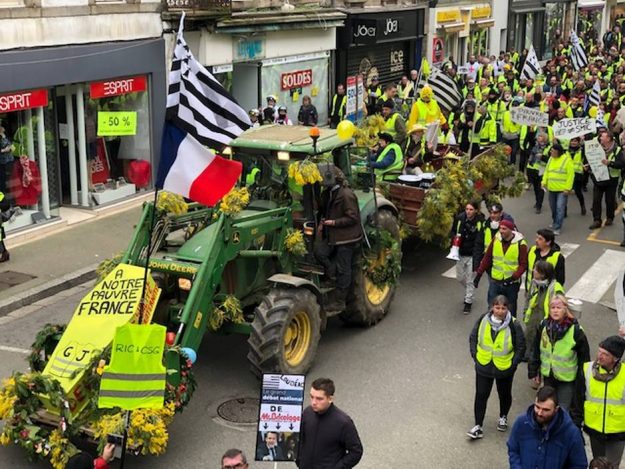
top-left (94, 458), bottom-right (109, 469)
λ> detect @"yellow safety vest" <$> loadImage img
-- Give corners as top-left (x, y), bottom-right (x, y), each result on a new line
top-left (526, 246), bottom-right (561, 290)
top-left (98, 324), bottom-right (167, 410)
top-left (524, 280), bottom-right (565, 323)
top-left (486, 100), bottom-right (506, 123)
top-left (501, 110), bottom-right (521, 137)
top-left (375, 143), bottom-right (404, 180)
top-left (543, 155), bottom-right (573, 192)
top-left (246, 167), bottom-right (260, 186)
top-left (567, 149), bottom-right (584, 174)
top-left (539, 323), bottom-right (578, 382)
top-left (484, 227), bottom-right (494, 253)
top-left (384, 113), bottom-right (400, 139)
top-left (476, 316), bottom-right (515, 371)
top-left (583, 362), bottom-right (625, 434)
top-left (331, 94), bottom-right (347, 120)
top-left (491, 237), bottom-right (525, 281)
top-left (606, 146), bottom-right (623, 179)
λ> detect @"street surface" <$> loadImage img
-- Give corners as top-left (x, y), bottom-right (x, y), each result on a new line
top-left (0, 189), bottom-right (623, 468)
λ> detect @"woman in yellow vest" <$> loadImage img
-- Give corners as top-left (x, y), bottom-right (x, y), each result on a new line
top-left (572, 335), bottom-right (625, 467)
top-left (523, 261), bottom-right (565, 368)
top-left (467, 295), bottom-right (525, 439)
top-left (529, 295), bottom-right (589, 410)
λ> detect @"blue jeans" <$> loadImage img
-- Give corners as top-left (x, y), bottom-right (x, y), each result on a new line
top-left (487, 279), bottom-right (521, 318)
top-left (548, 191), bottom-right (568, 231)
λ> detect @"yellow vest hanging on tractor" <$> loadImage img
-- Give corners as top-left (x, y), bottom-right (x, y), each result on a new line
top-left (98, 323), bottom-right (167, 410)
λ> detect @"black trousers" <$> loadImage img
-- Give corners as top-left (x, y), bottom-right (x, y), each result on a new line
top-left (592, 179), bottom-right (618, 222)
top-left (527, 168), bottom-right (544, 209)
top-left (474, 372), bottom-right (514, 426)
top-left (572, 173), bottom-right (585, 209)
top-left (519, 149), bottom-right (530, 174)
top-left (314, 241), bottom-right (360, 296)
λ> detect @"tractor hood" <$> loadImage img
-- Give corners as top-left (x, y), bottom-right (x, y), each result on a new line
top-left (230, 125), bottom-right (353, 155)
top-left (175, 218), bottom-right (222, 263)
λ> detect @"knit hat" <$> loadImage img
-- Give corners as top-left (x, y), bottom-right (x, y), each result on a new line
top-left (499, 219), bottom-right (514, 230)
top-left (378, 132), bottom-right (394, 143)
top-left (599, 335), bottom-right (625, 360)
top-left (382, 99), bottom-right (395, 110)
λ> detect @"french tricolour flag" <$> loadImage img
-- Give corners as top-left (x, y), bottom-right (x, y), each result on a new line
top-left (156, 14), bottom-right (251, 206)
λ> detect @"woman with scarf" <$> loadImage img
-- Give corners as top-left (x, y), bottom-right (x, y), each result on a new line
top-left (523, 261), bottom-right (565, 369)
top-left (468, 295), bottom-right (525, 439)
top-left (529, 295), bottom-right (590, 410)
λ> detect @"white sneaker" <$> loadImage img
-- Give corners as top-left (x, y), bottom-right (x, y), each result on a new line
top-left (497, 416), bottom-right (508, 432)
top-left (466, 425), bottom-right (484, 439)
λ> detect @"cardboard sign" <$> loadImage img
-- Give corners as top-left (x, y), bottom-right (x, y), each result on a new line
top-left (256, 374), bottom-right (305, 462)
top-left (553, 118), bottom-right (597, 139)
top-left (584, 139), bottom-right (610, 182)
top-left (90, 75), bottom-right (147, 99)
top-left (0, 89), bottom-right (48, 112)
top-left (97, 111), bottom-right (137, 136)
top-left (43, 265), bottom-right (161, 395)
top-left (510, 107), bottom-right (549, 127)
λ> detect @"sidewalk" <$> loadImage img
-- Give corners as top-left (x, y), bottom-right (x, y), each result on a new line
top-left (0, 196), bottom-right (150, 316)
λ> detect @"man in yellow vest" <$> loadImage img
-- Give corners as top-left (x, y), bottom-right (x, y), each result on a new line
top-left (468, 295), bottom-right (525, 439)
top-left (589, 131), bottom-right (625, 229)
top-left (502, 97), bottom-right (523, 165)
top-left (566, 137), bottom-right (588, 216)
top-left (572, 335), bottom-right (625, 467)
top-left (407, 85), bottom-right (446, 129)
top-left (474, 219), bottom-right (528, 318)
top-left (328, 84), bottom-right (347, 128)
top-left (368, 133), bottom-right (403, 181)
top-left (541, 143), bottom-right (574, 235)
top-left (381, 100), bottom-right (407, 150)
top-left (482, 202), bottom-right (516, 254)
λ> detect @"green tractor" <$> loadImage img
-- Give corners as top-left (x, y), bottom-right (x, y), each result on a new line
top-left (137, 124), bottom-right (402, 377)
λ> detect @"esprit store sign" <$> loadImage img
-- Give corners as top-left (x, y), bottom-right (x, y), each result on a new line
top-left (90, 76), bottom-right (147, 99)
top-left (281, 69), bottom-right (313, 91)
top-left (0, 89), bottom-right (48, 112)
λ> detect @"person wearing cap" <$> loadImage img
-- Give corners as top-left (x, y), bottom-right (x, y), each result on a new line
top-left (328, 84), bottom-right (347, 128)
top-left (462, 78), bottom-right (483, 103)
top-left (248, 109), bottom-right (261, 128)
top-left (369, 133), bottom-right (403, 181)
top-left (367, 76), bottom-right (382, 98)
top-left (542, 142), bottom-right (574, 235)
top-left (483, 202), bottom-right (516, 252)
top-left (263, 96), bottom-right (278, 123)
top-left (404, 124), bottom-right (432, 175)
top-left (571, 335), bottom-right (625, 468)
top-left (529, 294), bottom-right (590, 409)
top-left (381, 99), bottom-right (407, 150)
top-left (276, 106), bottom-right (293, 126)
top-left (502, 98), bottom-right (523, 165)
top-left (474, 218), bottom-right (527, 318)
top-left (407, 85), bottom-right (446, 129)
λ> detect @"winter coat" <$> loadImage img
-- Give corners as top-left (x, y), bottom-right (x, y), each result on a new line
top-left (298, 104), bottom-right (318, 127)
top-left (296, 404), bottom-right (363, 469)
top-left (450, 212), bottom-right (485, 268)
top-left (469, 312), bottom-right (526, 379)
top-left (318, 185), bottom-right (363, 246)
top-left (507, 404), bottom-right (587, 469)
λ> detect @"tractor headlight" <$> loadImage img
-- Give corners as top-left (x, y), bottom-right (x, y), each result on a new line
top-left (178, 278), bottom-right (192, 291)
top-left (277, 151), bottom-right (290, 161)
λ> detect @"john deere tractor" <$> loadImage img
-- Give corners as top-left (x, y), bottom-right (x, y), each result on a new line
top-left (129, 125), bottom-right (401, 377)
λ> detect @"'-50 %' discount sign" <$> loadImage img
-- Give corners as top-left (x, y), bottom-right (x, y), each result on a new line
top-left (97, 111), bottom-right (137, 137)
top-left (43, 264), bottom-right (161, 394)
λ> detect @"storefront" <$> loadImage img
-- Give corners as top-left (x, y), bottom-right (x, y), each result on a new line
top-left (542, 0), bottom-right (577, 59)
top-left (508, 1), bottom-right (546, 57)
top-left (334, 9), bottom-right (425, 89)
top-left (578, 0), bottom-right (606, 43)
top-left (469, 4), bottom-right (496, 57)
top-left (0, 39), bottom-right (166, 233)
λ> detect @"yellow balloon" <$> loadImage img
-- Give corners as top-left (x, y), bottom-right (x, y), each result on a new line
top-left (336, 120), bottom-right (356, 140)
top-left (588, 106), bottom-right (598, 118)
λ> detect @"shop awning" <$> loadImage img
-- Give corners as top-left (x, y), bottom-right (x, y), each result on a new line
top-left (437, 22), bottom-right (465, 33)
top-left (577, 0), bottom-right (605, 9)
top-left (472, 19), bottom-right (495, 29)
top-left (216, 11), bottom-right (346, 33)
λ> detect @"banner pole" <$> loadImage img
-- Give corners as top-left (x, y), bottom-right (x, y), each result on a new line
top-left (119, 410), bottom-right (131, 469)
top-left (138, 188), bottom-right (159, 324)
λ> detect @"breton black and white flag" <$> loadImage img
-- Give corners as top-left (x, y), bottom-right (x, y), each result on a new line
top-left (417, 66), bottom-right (463, 112)
top-left (520, 45), bottom-right (540, 81)
top-left (587, 79), bottom-right (601, 108)
top-left (570, 30), bottom-right (589, 71)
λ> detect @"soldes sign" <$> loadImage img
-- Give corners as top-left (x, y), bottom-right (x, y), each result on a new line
top-left (281, 69), bottom-right (313, 91)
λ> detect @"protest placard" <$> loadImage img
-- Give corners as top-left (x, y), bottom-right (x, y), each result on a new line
top-left (510, 107), bottom-right (549, 127)
top-left (553, 118), bottom-right (596, 139)
top-left (584, 139), bottom-right (610, 182)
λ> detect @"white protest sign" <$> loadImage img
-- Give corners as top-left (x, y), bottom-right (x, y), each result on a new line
top-left (457, 65), bottom-right (469, 74)
top-left (584, 139), bottom-right (610, 182)
top-left (256, 374), bottom-right (305, 462)
top-left (510, 107), bottom-right (549, 127)
top-left (553, 118), bottom-right (596, 139)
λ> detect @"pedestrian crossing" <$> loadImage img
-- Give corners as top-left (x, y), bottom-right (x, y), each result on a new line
top-left (441, 243), bottom-right (625, 305)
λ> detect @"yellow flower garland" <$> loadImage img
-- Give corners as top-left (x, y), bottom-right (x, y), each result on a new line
top-left (218, 187), bottom-right (250, 216)
top-left (288, 160), bottom-right (322, 186)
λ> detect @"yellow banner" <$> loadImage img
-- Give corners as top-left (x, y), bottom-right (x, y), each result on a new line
top-left (97, 111), bottom-right (137, 136)
top-left (43, 264), bottom-right (161, 397)
top-left (436, 9), bottom-right (461, 23)
top-left (472, 5), bottom-right (492, 19)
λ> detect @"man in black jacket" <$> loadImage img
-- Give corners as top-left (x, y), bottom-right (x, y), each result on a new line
top-left (297, 378), bottom-right (363, 469)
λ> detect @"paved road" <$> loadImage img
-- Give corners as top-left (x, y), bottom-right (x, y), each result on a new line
top-left (0, 189), bottom-right (623, 468)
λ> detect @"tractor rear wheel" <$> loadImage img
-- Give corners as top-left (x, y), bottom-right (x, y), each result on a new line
top-left (340, 210), bottom-right (401, 326)
top-left (247, 288), bottom-right (321, 378)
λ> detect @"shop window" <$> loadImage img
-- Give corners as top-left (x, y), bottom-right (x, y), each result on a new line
top-left (578, 9), bottom-right (602, 48)
top-left (543, 3), bottom-right (565, 60)
top-left (0, 90), bottom-right (59, 233)
top-left (469, 29), bottom-right (490, 57)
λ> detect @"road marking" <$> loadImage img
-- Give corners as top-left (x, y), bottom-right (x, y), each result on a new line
top-left (587, 204), bottom-right (624, 245)
top-left (567, 249), bottom-right (625, 304)
top-left (0, 345), bottom-right (30, 355)
top-left (442, 243), bottom-right (580, 280)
